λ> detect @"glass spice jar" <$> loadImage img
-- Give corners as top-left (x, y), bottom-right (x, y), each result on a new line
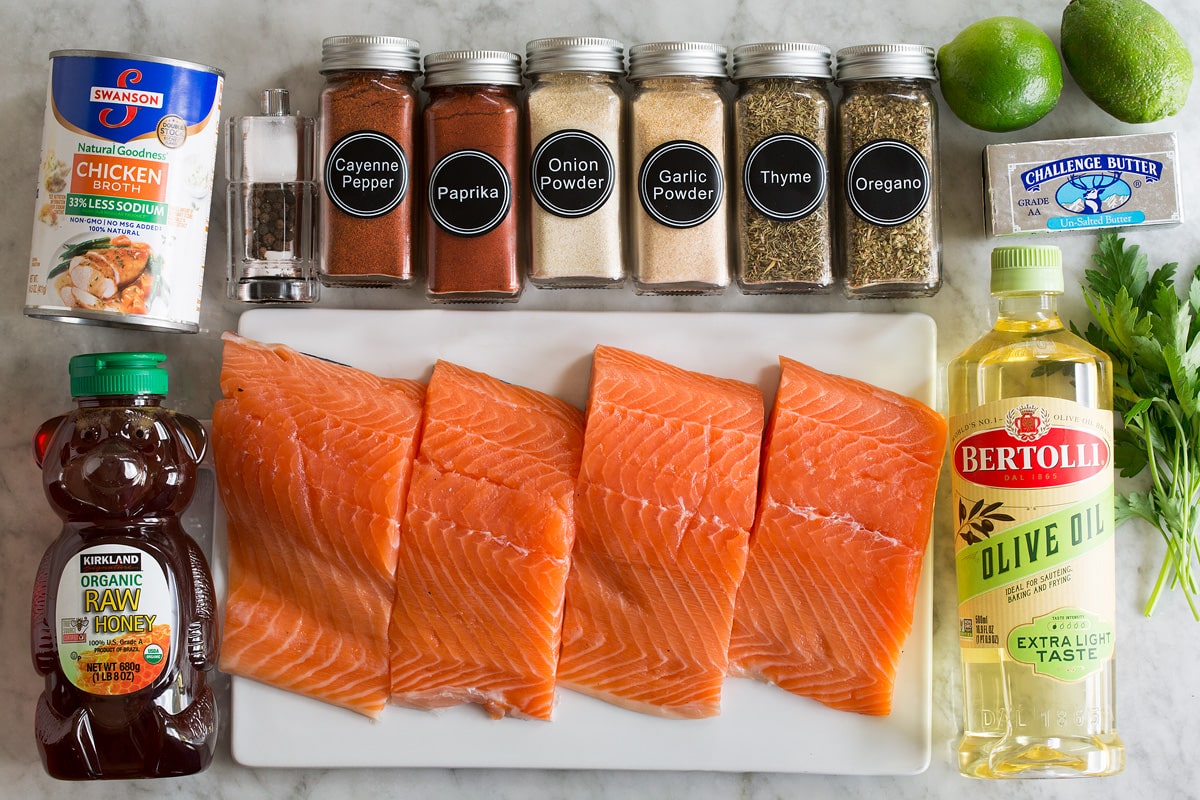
top-left (525, 37), bottom-right (625, 289)
top-left (423, 50), bottom-right (523, 303)
top-left (835, 44), bottom-right (941, 298)
top-left (318, 35), bottom-right (420, 287)
top-left (732, 43), bottom-right (834, 294)
top-left (226, 88), bottom-right (318, 303)
top-left (628, 41), bottom-right (730, 295)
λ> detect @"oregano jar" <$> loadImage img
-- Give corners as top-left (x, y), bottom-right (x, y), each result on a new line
top-left (835, 44), bottom-right (941, 298)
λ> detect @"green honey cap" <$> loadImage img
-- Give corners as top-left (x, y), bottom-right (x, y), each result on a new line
top-left (990, 245), bottom-right (1064, 296)
top-left (69, 352), bottom-right (168, 398)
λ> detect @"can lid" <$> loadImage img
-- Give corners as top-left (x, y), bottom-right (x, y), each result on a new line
top-left (423, 50), bottom-right (523, 87)
top-left (991, 245), bottom-right (1064, 296)
top-left (628, 41), bottom-right (727, 80)
top-left (731, 42), bottom-right (833, 81)
top-left (320, 35), bottom-right (421, 73)
top-left (69, 352), bottom-right (168, 398)
top-left (525, 37), bottom-right (625, 75)
top-left (835, 44), bottom-right (936, 82)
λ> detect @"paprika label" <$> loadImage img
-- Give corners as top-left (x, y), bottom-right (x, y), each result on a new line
top-left (428, 149), bottom-right (513, 237)
top-left (845, 138), bottom-right (931, 227)
top-left (323, 130), bottom-right (410, 218)
top-left (638, 139), bottom-right (724, 229)
top-left (55, 543), bottom-right (175, 694)
top-left (530, 129), bottom-right (615, 219)
top-left (950, 396), bottom-right (1116, 683)
top-left (743, 133), bottom-right (827, 221)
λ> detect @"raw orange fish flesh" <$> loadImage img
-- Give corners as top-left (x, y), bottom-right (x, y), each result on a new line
top-left (389, 361), bottom-right (585, 720)
top-left (214, 333), bottom-right (425, 718)
top-left (556, 346), bottom-right (765, 718)
top-left (729, 355), bottom-right (947, 716)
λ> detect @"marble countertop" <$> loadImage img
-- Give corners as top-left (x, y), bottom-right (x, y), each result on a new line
top-left (3, 0), bottom-right (1199, 796)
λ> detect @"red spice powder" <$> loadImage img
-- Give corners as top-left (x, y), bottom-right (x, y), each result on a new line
top-left (319, 70), bottom-right (417, 285)
top-left (424, 84), bottom-right (522, 301)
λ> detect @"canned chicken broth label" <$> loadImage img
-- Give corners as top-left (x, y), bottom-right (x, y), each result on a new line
top-left (27, 53), bottom-right (223, 331)
top-left (56, 544), bottom-right (176, 695)
top-left (950, 397), bottom-right (1116, 682)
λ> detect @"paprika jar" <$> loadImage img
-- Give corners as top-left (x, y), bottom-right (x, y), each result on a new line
top-left (318, 35), bottom-right (420, 287)
top-left (525, 37), bottom-right (625, 288)
top-left (628, 41), bottom-right (730, 295)
top-left (732, 43), bottom-right (835, 294)
top-left (423, 50), bottom-right (523, 303)
top-left (835, 44), bottom-right (941, 298)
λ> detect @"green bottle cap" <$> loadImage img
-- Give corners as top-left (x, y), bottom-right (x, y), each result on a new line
top-left (69, 352), bottom-right (168, 398)
top-left (990, 245), bottom-right (1064, 296)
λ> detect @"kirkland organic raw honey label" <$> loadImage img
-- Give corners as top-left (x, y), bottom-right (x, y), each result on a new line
top-left (951, 397), bottom-right (1116, 682)
top-left (56, 543), bottom-right (175, 694)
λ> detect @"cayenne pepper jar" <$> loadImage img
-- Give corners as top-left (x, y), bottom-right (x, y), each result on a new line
top-left (318, 35), bottom-right (420, 287)
top-left (423, 50), bottom-right (524, 303)
top-left (835, 44), bottom-right (942, 298)
top-left (628, 42), bottom-right (730, 295)
top-left (732, 43), bottom-right (835, 294)
top-left (524, 37), bottom-right (625, 288)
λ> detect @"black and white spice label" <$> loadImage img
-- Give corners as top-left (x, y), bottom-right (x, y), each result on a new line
top-left (324, 131), bottom-right (409, 218)
top-left (530, 130), bottom-right (615, 219)
top-left (428, 150), bottom-right (513, 237)
top-left (743, 134), bottom-right (827, 221)
top-left (638, 140), bottom-right (724, 229)
top-left (844, 138), bottom-right (931, 227)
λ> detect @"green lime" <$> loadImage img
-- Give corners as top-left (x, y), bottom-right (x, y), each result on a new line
top-left (1061, 0), bottom-right (1192, 123)
top-left (937, 16), bottom-right (1064, 132)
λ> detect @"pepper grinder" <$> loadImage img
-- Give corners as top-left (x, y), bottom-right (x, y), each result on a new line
top-left (226, 89), bottom-right (318, 303)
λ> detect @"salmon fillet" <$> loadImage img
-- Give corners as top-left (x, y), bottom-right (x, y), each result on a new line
top-left (389, 361), bottom-right (585, 720)
top-left (214, 333), bottom-right (425, 718)
top-left (729, 356), bottom-right (947, 715)
top-left (556, 346), bottom-right (765, 718)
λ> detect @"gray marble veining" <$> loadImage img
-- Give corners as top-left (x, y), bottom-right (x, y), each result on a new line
top-left (2, 0), bottom-right (1199, 796)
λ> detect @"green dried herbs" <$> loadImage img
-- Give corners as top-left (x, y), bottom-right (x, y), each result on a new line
top-left (734, 77), bottom-right (834, 292)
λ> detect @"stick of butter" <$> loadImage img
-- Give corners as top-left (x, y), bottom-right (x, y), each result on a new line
top-left (983, 132), bottom-right (1182, 237)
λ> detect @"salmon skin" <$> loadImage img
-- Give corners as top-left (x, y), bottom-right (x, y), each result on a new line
top-left (556, 346), bottom-right (765, 718)
top-left (214, 333), bottom-right (425, 718)
top-left (729, 356), bottom-right (947, 716)
top-left (389, 361), bottom-right (585, 720)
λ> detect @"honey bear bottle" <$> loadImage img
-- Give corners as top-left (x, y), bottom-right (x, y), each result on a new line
top-left (30, 352), bottom-right (217, 780)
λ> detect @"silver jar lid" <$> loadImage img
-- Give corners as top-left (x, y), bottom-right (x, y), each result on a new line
top-left (835, 44), bottom-right (936, 82)
top-left (731, 42), bottom-right (833, 81)
top-left (525, 37), bottom-right (625, 75)
top-left (320, 35), bottom-right (421, 73)
top-left (423, 50), bottom-right (523, 87)
top-left (628, 41), bottom-right (727, 80)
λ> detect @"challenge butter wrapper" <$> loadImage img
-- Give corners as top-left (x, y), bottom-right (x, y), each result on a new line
top-left (984, 132), bottom-right (1182, 236)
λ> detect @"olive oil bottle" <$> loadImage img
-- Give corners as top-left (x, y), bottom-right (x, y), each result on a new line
top-left (947, 246), bottom-right (1124, 778)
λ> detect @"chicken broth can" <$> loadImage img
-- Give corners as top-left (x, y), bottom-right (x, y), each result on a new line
top-left (26, 51), bottom-right (224, 333)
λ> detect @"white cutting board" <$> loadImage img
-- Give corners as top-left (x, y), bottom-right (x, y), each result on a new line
top-left (215, 309), bottom-right (937, 774)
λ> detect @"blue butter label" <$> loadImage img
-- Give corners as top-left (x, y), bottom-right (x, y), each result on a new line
top-left (51, 54), bottom-right (221, 145)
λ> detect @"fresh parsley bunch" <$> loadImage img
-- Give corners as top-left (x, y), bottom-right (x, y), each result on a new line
top-left (1077, 230), bottom-right (1200, 619)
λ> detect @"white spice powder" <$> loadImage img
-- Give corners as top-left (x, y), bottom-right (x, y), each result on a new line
top-left (631, 77), bottom-right (730, 292)
top-left (527, 72), bottom-right (624, 286)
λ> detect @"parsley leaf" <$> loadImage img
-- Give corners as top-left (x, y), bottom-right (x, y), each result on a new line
top-left (1077, 231), bottom-right (1200, 619)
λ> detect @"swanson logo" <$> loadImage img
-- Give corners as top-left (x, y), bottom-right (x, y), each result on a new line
top-left (1020, 154), bottom-right (1162, 217)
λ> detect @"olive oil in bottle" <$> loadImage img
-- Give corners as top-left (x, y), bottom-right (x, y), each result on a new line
top-left (947, 246), bottom-right (1124, 778)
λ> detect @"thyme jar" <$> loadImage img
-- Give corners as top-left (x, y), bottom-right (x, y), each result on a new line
top-left (628, 42), bottom-right (730, 295)
top-left (525, 37), bottom-right (625, 288)
top-left (835, 44), bottom-right (941, 298)
top-left (732, 43), bottom-right (834, 294)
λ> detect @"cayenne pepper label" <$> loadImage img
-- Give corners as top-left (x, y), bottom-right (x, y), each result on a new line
top-left (950, 396), bottom-right (1116, 682)
top-left (55, 543), bottom-right (175, 694)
